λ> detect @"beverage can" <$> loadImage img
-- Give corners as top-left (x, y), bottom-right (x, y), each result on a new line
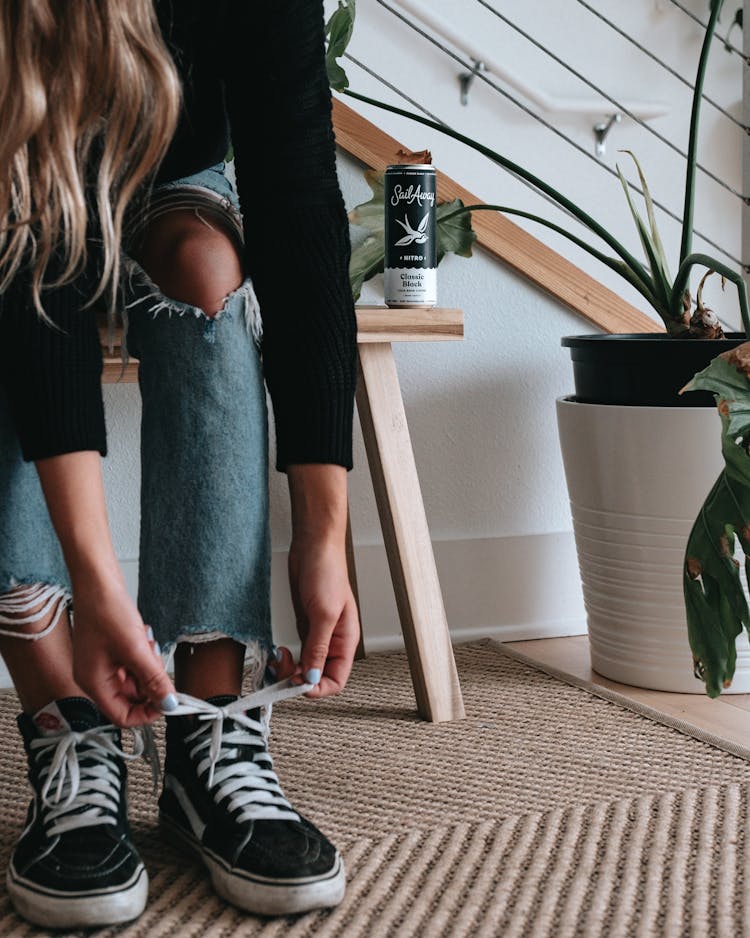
top-left (384, 164), bottom-right (437, 308)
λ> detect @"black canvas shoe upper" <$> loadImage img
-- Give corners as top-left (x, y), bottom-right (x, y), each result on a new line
top-left (13, 697), bottom-right (145, 896)
top-left (161, 683), bottom-right (338, 881)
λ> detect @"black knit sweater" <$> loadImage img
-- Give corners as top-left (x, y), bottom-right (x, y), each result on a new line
top-left (0, 0), bottom-right (357, 472)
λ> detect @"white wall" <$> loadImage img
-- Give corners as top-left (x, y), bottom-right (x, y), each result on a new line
top-left (101, 0), bottom-right (744, 655)
top-left (337, 0), bottom-right (744, 326)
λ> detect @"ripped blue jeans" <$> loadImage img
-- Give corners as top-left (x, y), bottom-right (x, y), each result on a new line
top-left (0, 163), bottom-right (272, 662)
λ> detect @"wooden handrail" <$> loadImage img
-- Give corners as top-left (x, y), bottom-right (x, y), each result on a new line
top-left (332, 98), bottom-right (662, 335)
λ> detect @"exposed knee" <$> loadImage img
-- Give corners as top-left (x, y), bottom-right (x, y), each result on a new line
top-left (136, 211), bottom-right (244, 316)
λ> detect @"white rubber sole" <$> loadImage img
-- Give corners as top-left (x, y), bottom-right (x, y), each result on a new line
top-left (161, 814), bottom-right (346, 916)
top-left (7, 861), bottom-right (148, 929)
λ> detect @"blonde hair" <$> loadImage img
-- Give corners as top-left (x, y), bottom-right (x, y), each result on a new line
top-left (0, 0), bottom-right (181, 314)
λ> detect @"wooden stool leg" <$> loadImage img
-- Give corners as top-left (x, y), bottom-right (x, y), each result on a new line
top-left (346, 507), bottom-right (366, 660)
top-left (356, 343), bottom-right (465, 722)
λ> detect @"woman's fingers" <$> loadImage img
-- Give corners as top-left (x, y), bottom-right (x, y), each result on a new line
top-left (269, 646), bottom-right (298, 681)
top-left (130, 641), bottom-right (176, 711)
top-left (303, 598), bottom-right (360, 699)
top-left (94, 635), bottom-right (175, 726)
top-left (81, 669), bottom-right (141, 727)
top-left (83, 663), bottom-right (172, 727)
top-left (131, 624), bottom-right (176, 711)
top-left (296, 605), bottom-right (340, 689)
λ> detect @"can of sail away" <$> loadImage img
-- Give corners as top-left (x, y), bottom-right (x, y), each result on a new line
top-left (384, 164), bottom-right (437, 308)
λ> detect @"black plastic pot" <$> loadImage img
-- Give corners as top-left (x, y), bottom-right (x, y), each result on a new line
top-left (561, 333), bottom-right (747, 407)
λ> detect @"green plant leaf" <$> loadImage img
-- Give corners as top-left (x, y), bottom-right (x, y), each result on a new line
top-left (348, 170), bottom-right (386, 300)
top-left (683, 345), bottom-right (750, 696)
top-left (684, 352), bottom-right (750, 400)
top-left (619, 150), bottom-right (671, 283)
top-left (615, 163), bottom-right (669, 309)
top-left (684, 525), bottom-right (746, 698)
top-left (349, 233), bottom-right (385, 302)
top-left (439, 202), bottom-right (661, 311)
top-left (325, 0), bottom-right (356, 92)
top-left (683, 352), bottom-right (750, 437)
top-left (681, 0), bottom-right (726, 262)
top-left (671, 253), bottom-right (750, 338)
top-left (436, 199), bottom-right (476, 261)
top-left (348, 169), bottom-right (385, 233)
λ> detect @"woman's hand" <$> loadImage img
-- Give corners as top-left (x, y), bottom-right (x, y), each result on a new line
top-left (282, 534), bottom-right (360, 697)
top-left (36, 452), bottom-right (175, 726)
top-left (70, 577), bottom-right (175, 727)
top-left (275, 464), bottom-right (360, 697)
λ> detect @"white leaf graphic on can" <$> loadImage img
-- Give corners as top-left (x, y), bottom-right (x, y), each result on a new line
top-left (394, 213), bottom-right (430, 246)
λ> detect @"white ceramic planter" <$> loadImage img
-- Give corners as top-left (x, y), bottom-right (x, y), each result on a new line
top-left (556, 397), bottom-right (750, 693)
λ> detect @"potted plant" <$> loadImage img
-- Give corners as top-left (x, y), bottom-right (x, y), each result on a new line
top-left (327, 0), bottom-right (750, 692)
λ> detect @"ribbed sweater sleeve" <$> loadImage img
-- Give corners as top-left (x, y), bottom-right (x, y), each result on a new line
top-left (0, 266), bottom-right (106, 462)
top-left (222, 0), bottom-right (358, 471)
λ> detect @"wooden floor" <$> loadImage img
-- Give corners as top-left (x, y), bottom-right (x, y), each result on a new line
top-left (507, 634), bottom-right (750, 751)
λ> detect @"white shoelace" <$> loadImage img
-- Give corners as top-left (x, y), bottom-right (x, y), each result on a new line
top-left (168, 679), bottom-right (313, 824)
top-left (31, 726), bottom-right (156, 837)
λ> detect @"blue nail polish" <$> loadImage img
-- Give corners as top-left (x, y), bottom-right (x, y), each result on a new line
top-left (267, 664), bottom-right (277, 677)
top-left (153, 641), bottom-right (162, 659)
top-left (305, 668), bottom-right (322, 685)
top-left (161, 693), bottom-right (178, 713)
top-left (146, 626), bottom-right (154, 642)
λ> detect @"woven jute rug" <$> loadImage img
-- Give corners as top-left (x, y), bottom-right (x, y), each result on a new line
top-left (1, 639), bottom-right (750, 937)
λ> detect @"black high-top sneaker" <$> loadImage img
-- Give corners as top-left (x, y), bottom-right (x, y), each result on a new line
top-left (160, 680), bottom-right (345, 915)
top-left (7, 698), bottom-right (149, 929)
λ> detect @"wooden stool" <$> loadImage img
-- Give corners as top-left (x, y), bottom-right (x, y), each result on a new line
top-left (102, 305), bottom-right (466, 723)
top-left (350, 307), bottom-right (465, 723)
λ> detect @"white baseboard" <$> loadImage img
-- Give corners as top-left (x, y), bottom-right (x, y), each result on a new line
top-left (0, 532), bottom-right (586, 691)
top-left (126, 530), bottom-right (586, 652)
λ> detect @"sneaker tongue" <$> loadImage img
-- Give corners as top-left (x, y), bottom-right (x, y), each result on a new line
top-left (206, 694), bottom-right (239, 708)
top-left (33, 697), bottom-right (106, 737)
top-left (201, 694), bottom-right (265, 764)
top-left (205, 694), bottom-right (262, 723)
